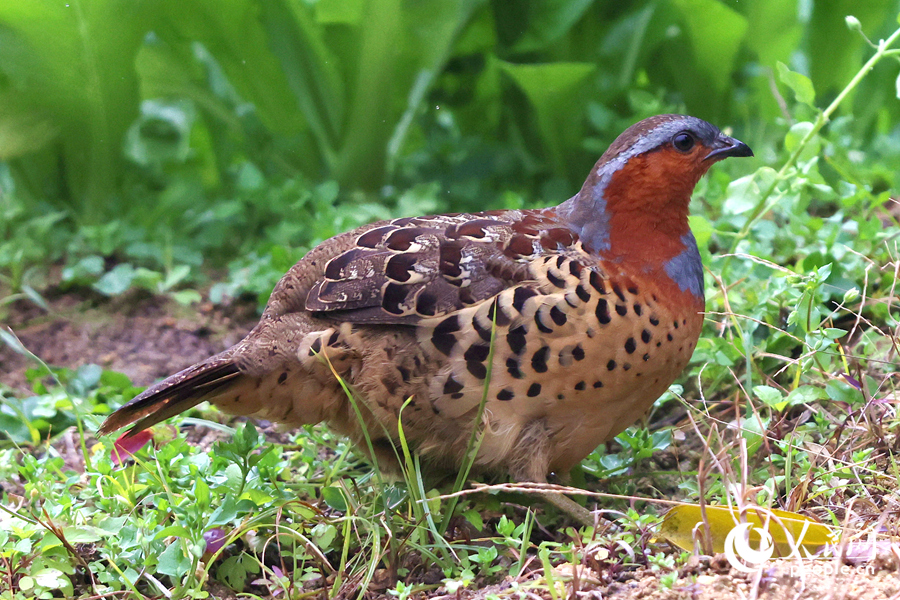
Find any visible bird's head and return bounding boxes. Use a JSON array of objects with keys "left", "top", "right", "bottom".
[{"left": 558, "top": 114, "right": 753, "bottom": 257}]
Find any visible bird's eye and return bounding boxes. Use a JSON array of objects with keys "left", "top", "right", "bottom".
[{"left": 672, "top": 132, "right": 695, "bottom": 153}]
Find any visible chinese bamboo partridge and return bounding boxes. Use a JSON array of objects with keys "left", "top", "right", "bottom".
[{"left": 100, "top": 114, "right": 752, "bottom": 499}]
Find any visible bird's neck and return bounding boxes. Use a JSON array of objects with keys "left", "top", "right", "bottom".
[{"left": 556, "top": 156, "right": 705, "bottom": 300}]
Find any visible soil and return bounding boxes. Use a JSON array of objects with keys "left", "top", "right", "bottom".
[
  {"left": 0, "top": 290, "right": 258, "bottom": 393},
  {"left": 1, "top": 291, "right": 898, "bottom": 600}
]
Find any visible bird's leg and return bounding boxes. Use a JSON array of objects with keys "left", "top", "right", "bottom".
[{"left": 510, "top": 419, "right": 596, "bottom": 528}]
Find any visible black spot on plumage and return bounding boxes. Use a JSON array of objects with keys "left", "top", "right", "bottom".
[
  {"left": 435, "top": 315, "right": 460, "bottom": 334},
  {"left": 416, "top": 292, "right": 438, "bottom": 316},
  {"left": 572, "top": 344, "right": 585, "bottom": 361},
  {"left": 531, "top": 346, "right": 550, "bottom": 373},
  {"left": 534, "top": 311, "right": 553, "bottom": 334},
  {"left": 497, "top": 388, "right": 515, "bottom": 401},
  {"left": 633, "top": 303, "right": 642, "bottom": 316},
  {"left": 443, "top": 376, "right": 464, "bottom": 395},
  {"left": 673, "top": 320, "right": 679, "bottom": 329},
  {"left": 381, "top": 376, "right": 399, "bottom": 396},
  {"left": 593, "top": 380, "right": 603, "bottom": 389},
  {"left": 589, "top": 270, "right": 605, "bottom": 294},
  {"left": 546, "top": 270, "right": 565, "bottom": 288},
  {"left": 467, "top": 361, "right": 487, "bottom": 379},
  {"left": 398, "top": 366, "right": 411, "bottom": 382},
  {"left": 309, "top": 338, "right": 322, "bottom": 355},
  {"left": 607, "top": 360, "right": 617, "bottom": 371},
  {"left": 451, "top": 392, "right": 465, "bottom": 399},
  {"left": 382, "top": 282, "right": 408, "bottom": 315},
  {"left": 575, "top": 284, "right": 591, "bottom": 303},
  {"left": 641, "top": 329, "right": 651, "bottom": 344},
  {"left": 487, "top": 300, "right": 512, "bottom": 326},
  {"left": 667, "top": 333, "right": 674, "bottom": 342},
  {"left": 595, "top": 299, "right": 611, "bottom": 324},
  {"left": 650, "top": 316, "right": 660, "bottom": 326},
  {"left": 527, "top": 383, "right": 542, "bottom": 397},
  {"left": 327, "top": 330, "right": 341, "bottom": 346},
  {"left": 627, "top": 285, "right": 638, "bottom": 295},
  {"left": 513, "top": 286, "right": 538, "bottom": 312},
  {"left": 615, "top": 304, "right": 627, "bottom": 317},
  {"left": 506, "top": 357, "right": 525, "bottom": 379},
  {"left": 557, "top": 393, "right": 565, "bottom": 400},
  {"left": 569, "top": 260, "right": 583, "bottom": 277},
  {"left": 507, "top": 326, "right": 528, "bottom": 355},
  {"left": 277, "top": 372, "right": 288, "bottom": 384},
  {"left": 385, "top": 253, "right": 417, "bottom": 282},
  {"left": 575, "top": 381, "right": 586, "bottom": 390},
  {"left": 643, "top": 353, "right": 651, "bottom": 362},
  {"left": 464, "top": 344, "right": 490, "bottom": 363},
  {"left": 623, "top": 363, "right": 631, "bottom": 371},
  {"left": 431, "top": 316, "right": 460, "bottom": 355},
  {"left": 472, "top": 318, "right": 492, "bottom": 342},
  {"left": 625, "top": 338, "right": 636, "bottom": 354},
  {"left": 612, "top": 283, "right": 626, "bottom": 302},
  {"left": 549, "top": 306, "right": 567, "bottom": 326},
  {"left": 555, "top": 255, "right": 566, "bottom": 269}
]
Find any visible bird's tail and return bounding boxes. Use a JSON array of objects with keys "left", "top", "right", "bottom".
[{"left": 98, "top": 355, "right": 242, "bottom": 437}]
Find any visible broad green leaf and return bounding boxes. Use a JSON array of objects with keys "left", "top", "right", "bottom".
[
  {"left": 753, "top": 385, "right": 785, "bottom": 409},
  {"left": 503, "top": 0, "right": 596, "bottom": 53},
  {"left": 660, "top": 504, "right": 837, "bottom": 557},
  {"left": 92, "top": 264, "right": 136, "bottom": 297},
  {"left": 0, "top": 0, "right": 149, "bottom": 222},
  {"left": 157, "top": 540, "right": 192, "bottom": 577},
  {"left": 785, "top": 385, "right": 826, "bottom": 407},
  {"left": 670, "top": 0, "right": 748, "bottom": 93},
  {"left": 498, "top": 61, "right": 595, "bottom": 176},
  {"left": 777, "top": 62, "right": 816, "bottom": 107},
  {"left": 322, "top": 486, "right": 348, "bottom": 511}
]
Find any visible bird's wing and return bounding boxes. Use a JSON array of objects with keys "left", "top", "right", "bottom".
[{"left": 303, "top": 211, "right": 581, "bottom": 324}]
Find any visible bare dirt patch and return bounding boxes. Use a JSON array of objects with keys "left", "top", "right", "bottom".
[{"left": 1, "top": 290, "right": 258, "bottom": 393}]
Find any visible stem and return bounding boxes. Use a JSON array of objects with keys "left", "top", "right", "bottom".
[{"left": 728, "top": 24, "right": 900, "bottom": 255}]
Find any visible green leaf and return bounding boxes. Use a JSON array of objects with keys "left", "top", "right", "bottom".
[
  {"left": 498, "top": 60, "right": 595, "bottom": 176},
  {"left": 776, "top": 62, "right": 816, "bottom": 107},
  {"left": 321, "top": 486, "right": 348, "bottom": 511},
  {"left": 753, "top": 385, "right": 786, "bottom": 410},
  {"left": 92, "top": 264, "right": 137, "bottom": 296},
  {"left": 784, "top": 386, "right": 826, "bottom": 406},
  {"left": 670, "top": 0, "right": 749, "bottom": 93},
  {"left": 157, "top": 541, "right": 192, "bottom": 578}
]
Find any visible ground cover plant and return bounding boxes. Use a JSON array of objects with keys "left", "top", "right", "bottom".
[{"left": 1, "top": 1, "right": 899, "bottom": 598}]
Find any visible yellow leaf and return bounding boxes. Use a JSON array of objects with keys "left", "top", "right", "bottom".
[{"left": 659, "top": 504, "right": 837, "bottom": 557}]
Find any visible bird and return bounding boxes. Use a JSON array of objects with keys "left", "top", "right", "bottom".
[{"left": 99, "top": 114, "right": 752, "bottom": 519}]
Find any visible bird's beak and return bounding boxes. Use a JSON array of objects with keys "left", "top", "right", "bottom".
[{"left": 705, "top": 134, "right": 754, "bottom": 161}]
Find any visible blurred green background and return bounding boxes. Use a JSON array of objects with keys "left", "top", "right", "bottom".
[{"left": 1, "top": 0, "right": 898, "bottom": 305}]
